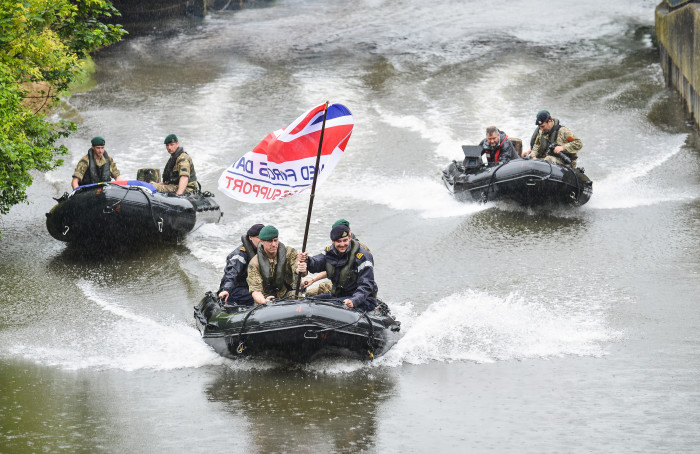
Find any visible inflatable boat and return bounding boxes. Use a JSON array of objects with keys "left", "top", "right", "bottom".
[
  {"left": 46, "top": 180, "right": 222, "bottom": 245},
  {"left": 194, "top": 292, "right": 401, "bottom": 362},
  {"left": 442, "top": 145, "right": 593, "bottom": 206}
]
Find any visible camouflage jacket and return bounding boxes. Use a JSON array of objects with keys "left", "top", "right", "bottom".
[
  {"left": 246, "top": 243, "right": 299, "bottom": 299},
  {"left": 162, "top": 147, "right": 198, "bottom": 192},
  {"left": 531, "top": 118, "right": 582, "bottom": 167},
  {"left": 72, "top": 149, "right": 120, "bottom": 184}
]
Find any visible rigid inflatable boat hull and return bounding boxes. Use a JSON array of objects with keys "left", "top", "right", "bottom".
[
  {"left": 46, "top": 182, "right": 222, "bottom": 244},
  {"left": 442, "top": 158, "right": 593, "bottom": 206},
  {"left": 194, "top": 292, "right": 401, "bottom": 362}
]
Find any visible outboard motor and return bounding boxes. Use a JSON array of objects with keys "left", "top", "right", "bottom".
[{"left": 194, "top": 291, "right": 221, "bottom": 326}]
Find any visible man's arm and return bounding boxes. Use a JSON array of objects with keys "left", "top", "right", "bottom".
[
  {"left": 71, "top": 157, "right": 88, "bottom": 188},
  {"left": 176, "top": 175, "right": 189, "bottom": 195},
  {"left": 556, "top": 127, "right": 582, "bottom": 158},
  {"left": 251, "top": 291, "right": 269, "bottom": 305},
  {"left": 348, "top": 251, "right": 377, "bottom": 309},
  {"left": 530, "top": 133, "right": 542, "bottom": 157},
  {"left": 110, "top": 159, "right": 121, "bottom": 180}
]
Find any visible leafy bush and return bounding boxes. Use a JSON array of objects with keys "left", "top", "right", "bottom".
[{"left": 0, "top": 0, "right": 126, "bottom": 226}]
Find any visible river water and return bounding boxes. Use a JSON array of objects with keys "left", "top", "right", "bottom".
[{"left": 1, "top": 0, "right": 699, "bottom": 452}]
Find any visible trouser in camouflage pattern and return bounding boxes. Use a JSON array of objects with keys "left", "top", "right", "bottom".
[{"left": 305, "top": 281, "right": 333, "bottom": 297}]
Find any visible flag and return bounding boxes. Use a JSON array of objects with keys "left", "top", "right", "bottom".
[{"left": 218, "top": 103, "right": 353, "bottom": 203}]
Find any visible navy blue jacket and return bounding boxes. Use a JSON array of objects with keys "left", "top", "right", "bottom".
[
  {"left": 219, "top": 237, "right": 256, "bottom": 295},
  {"left": 307, "top": 242, "right": 378, "bottom": 311}
]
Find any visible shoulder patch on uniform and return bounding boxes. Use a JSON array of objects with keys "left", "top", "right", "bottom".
[
  {"left": 325, "top": 246, "right": 331, "bottom": 252},
  {"left": 241, "top": 246, "right": 246, "bottom": 252},
  {"left": 356, "top": 252, "right": 364, "bottom": 260},
  {"left": 567, "top": 136, "right": 573, "bottom": 142}
]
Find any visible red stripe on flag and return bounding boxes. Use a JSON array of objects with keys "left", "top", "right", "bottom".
[{"left": 288, "top": 104, "right": 326, "bottom": 135}]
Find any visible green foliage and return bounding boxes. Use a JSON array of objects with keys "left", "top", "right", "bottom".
[{"left": 0, "top": 0, "right": 126, "bottom": 224}]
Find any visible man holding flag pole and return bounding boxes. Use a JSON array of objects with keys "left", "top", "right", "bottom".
[{"left": 296, "top": 224, "right": 379, "bottom": 311}]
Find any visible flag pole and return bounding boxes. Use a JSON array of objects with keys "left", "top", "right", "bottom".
[{"left": 295, "top": 101, "right": 330, "bottom": 297}]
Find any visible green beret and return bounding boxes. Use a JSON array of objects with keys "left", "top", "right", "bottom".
[
  {"left": 164, "top": 134, "right": 178, "bottom": 144},
  {"left": 91, "top": 136, "right": 105, "bottom": 146},
  {"left": 258, "top": 225, "right": 279, "bottom": 241},
  {"left": 332, "top": 218, "right": 350, "bottom": 229}
]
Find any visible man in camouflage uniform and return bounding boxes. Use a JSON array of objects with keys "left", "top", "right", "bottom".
[
  {"left": 152, "top": 134, "right": 198, "bottom": 194},
  {"left": 297, "top": 224, "right": 378, "bottom": 311},
  {"left": 217, "top": 223, "right": 264, "bottom": 306},
  {"left": 246, "top": 225, "right": 301, "bottom": 305},
  {"left": 71, "top": 136, "right": 121, "bottom": 189},
  {"left": 522, "top": 110, "right": 583, "bottom": 168},
  {"left": 301, "top": 218, "right": 371, "bottom": 296}
]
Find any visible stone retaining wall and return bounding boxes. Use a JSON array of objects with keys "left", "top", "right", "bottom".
[{"left": 655, "top": 2, "right": 700, "bottom": 127}]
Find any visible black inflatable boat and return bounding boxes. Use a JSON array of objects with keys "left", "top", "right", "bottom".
[
  {"left": 194, "top": 292, "right": 401, "bottom": 362},
  {"left": 46, "top": 180, "right": 222, "bottom": 245},
  {"left": 442, "top": 145, "right": 593, "bottom": 206}
]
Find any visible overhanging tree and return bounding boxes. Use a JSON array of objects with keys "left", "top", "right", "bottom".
[{"left": 0, "top": 0, "right": 126, "bottom": 230}]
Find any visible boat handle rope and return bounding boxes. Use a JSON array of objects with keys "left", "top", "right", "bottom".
[
  {"left": 103, "top": 184, "right": 133, "bottom": 214},
  {"left": 567, "top": 166, "right": 582, "bottom": 205},
  {"left": 235, "top": 302, "right": 267, "bottom": 354},
  {"left": 305, "top": 309, "right": 376, "bottom": 359},
  {"left": 361, "top": 310, "right": 376, "bottom": 359},
  {"left": 482, "top": 163, "right": 504, "bottom": 203},
  {"left": 546, "top": 159, "right": 585, "bottom": 205},
  {"left": 305, "top": 314, "right": 363, "bottom": 338},
  {"left": 132, "top": 185, "right": 166, "bottom": 234},
  {"left": 521, "top": 159, "right": 554, "bottom": 189},
  {"left": 544, "top": 159, "right": 554, "bottom": 180}
]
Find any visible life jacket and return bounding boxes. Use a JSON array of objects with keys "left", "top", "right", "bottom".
[
  {"left": 538, "top": 121, "right": 562, "bottom": 155},
  {"left": 530, "top": 127, "right": 539, "bottom": 149},
  {"left": 162, "top": 147, "right": 197, "bottom": 185},
  {"left": 240, "top": 235, "right": 257, "bottom": 262},
  {"left": 81, "top": 149, "right": 112, "bottom": 185},
  {"left": 257, "top": 242, "right": 291, "bottom": 295},
  {"left": 493, "top": 134, "right": 508, "bottom": 162},
  {"left": 325, "top": 240, "right": 377, "bottom": 298}
]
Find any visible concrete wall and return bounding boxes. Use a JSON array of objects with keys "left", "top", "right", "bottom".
[{"left": 655, "top": 2, "right": 700, "bottom": 127}]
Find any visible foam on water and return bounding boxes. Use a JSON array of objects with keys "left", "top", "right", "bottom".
[
  {"left": 339, "top": 174, "right": 489, "bottom": 218},
  {"left": 6, "top": 280, "right": 226, "bottom": 371},
  {"left": 377, "top": 289, "right": 622, "bottom": 368},
  {"left": 587, "top": 133, "right": 696, "bottom": 210},
  {"left": 376, "top": 107, "right": 462, "bottom": 160},
  {"left": 300, "top": 287, "right": 621, "bottom": 374}
]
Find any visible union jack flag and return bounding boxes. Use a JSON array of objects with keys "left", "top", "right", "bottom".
[{"left": 218, "top": 103, "right": 353, "bottom": 203}]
